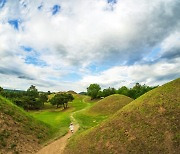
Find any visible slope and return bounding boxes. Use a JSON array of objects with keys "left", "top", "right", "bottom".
[
  {"left": 74, "top": 94, "right": 133, "bottom": 131},
  {"left": 64, "top": 78, "right": 180, "bottom": 154},
  {"left": 88, "top": 94, "right": 133, "bottom": 115},
  {"left": 0, "top": 96, "right": 51, "bottom": 154}
]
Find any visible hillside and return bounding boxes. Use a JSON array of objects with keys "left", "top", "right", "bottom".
[
  {"left": 88, "top": 94, "right": 133, "bottom": 115},
  {"left": 64, "top": 78, "right": 180, "bottom": 154},
  {"left": 67, "top": 90, "right": 77, "bottom": 94},
  {"left": 0, "top": 96, "right": 51, "bottom": 154}
]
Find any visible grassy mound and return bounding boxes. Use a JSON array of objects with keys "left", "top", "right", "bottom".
[
  {"left": 0, "top": 96, "right": 51, "bottom": 154},
  {"left": 67, "top": 90, "right": 77, "bottom": 94},
  {"left": 65, "top": 78, "right": 180, "bottom": 154},
  {"left": 88, "top": 94, "right": 133, "bottom": 115}
]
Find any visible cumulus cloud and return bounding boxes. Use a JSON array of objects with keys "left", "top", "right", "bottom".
[
  {"left": 0, "top": 0, "right": 179, "bottom": 92},
  {"left": 79, "top": 58, "right": 180, "bottom": 90}
]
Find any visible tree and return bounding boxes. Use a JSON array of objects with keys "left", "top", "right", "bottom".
[
  {"left": 127, "top": 83, "right": 157, "bottom": 99},
  {"left": 50, "top": 93, "right": 74, "bottom": 109},
  {"left": 39, "top": 93, "right": 48, "bottom": 105},
  {"left": 87, "top": 84, "right": 101, "bottom": 99},
  {"left": 27, "top": 85, "right": 39, "bottom": 98},
  {"left": 0, "top": 86, "right": 3, "bottom": 93},
  {"left": 26, "top": 85, "right": 43, "bottom": 109},
  {"left": 117, "top": 86, "right": 129, "bottom": 96},
  {"left": 102, "top": 87, "right": 116, "bottom": 97}
]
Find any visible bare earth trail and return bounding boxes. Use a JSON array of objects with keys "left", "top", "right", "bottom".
[{"left": 36, "top": 98, "right": 89, "bottom": 154}]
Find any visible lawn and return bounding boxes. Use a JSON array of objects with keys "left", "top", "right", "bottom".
[
  {"left": 30, "top": 94, "right": 90, "bottom": 140},
  {"left": 73, "top": 98, "right": 108, "bottom": 132}
]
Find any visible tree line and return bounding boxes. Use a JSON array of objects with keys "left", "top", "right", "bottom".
[
  {"left": 87, "top": 83, "right": 157, "bottom": 100},
  {"left": 0, "top": 85, "right": 74, "bottom": 110}
]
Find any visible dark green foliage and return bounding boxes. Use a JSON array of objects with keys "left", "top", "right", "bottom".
[
  {"left": 39, "top": 93, "right": 48, "bottom": 105},
  {"left": 116, "top": 84, "right": 157, "bottom": 99},
  {"left": 0, "top": 85, "right": 49, "bottom": 110},
  {"left": 117, "top": 86, "right": 129, "bottom": 96},
  {"left": 126, "top": 83, "right": 157, "bottom": 99},
  {"left": 87, "top": 83, "right": 157, "bottom": 100},
  {"left": 87, "top": 84, "right": 101, "bottom": 99},
  {"left": 50, "top": 93, "right": 74, "bottom": 109},
  {"left": 79, "top": 92, "right": 87, "bottom": 95},
  {"left": 101, "top": 87, "right": 116, "bottom": 97},
  {"left": 27, "top": 85, "right": 39, "bottom": 98},
  {"left": 0, "top": 87, "right": 3, "bottom": 93}
]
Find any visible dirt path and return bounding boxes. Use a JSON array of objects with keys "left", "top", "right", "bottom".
[{"left": 36, "top": 98, "right": 88, "bottom": 154}]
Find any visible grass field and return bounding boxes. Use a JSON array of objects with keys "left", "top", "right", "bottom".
[{"left": 30, "top": 94, "right": 92, "bottom": 139}]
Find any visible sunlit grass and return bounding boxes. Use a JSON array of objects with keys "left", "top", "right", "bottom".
[{"left": 29, "top": 94, "right": 90, "bottom": 139}]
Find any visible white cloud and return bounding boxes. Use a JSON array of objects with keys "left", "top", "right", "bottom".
[
  {"left": 0, "top": 0, "right": 179, "bottom": 92},
  {"left": 79, "top": 58, "right": 180, "bottom": 90}
]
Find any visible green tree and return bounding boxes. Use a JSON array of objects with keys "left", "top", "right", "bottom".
[
  {"left": 0, "top": 86, "right": 3, "bottom": 94},
  {"left": 26, "top": 85, "right": 43, "bottom": 109},
  {"left": 27, "top": 85, "right": 39, "bottom": 98},
  {"left": 102, "top": 87, "right": 116, "bottom": 97},
  {"left": 39, "top": 93, "right": 48, "bottom": 105},
  {"left": 50, "top": 93, "right": 74, "bottom": 109},
  {"left": 117, "top": 86, "right": 129, "bottom": 96},
  {"left": 87, "top": 84, "right": 101, "bottom": 99},
  {"left": 128, "top": 83, "right": 157, "bottom": 99}
]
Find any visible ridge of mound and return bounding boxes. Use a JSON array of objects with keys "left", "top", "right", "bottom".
[
  {"left": 0, "top": 96, "right": 51, "bottom": 154},
  {"left": 67, "top": 90, "right": 77, "bottom": 94},
  {"left": 88, "top": 94, "right": 133, "bottom": 115},
  {"left": 65, "top": 78, "right": 180, "bottom": 154}
]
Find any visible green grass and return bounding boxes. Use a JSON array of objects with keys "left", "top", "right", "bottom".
[
  {"left": 30, "top": 109, "right": 71, "bottom": 138},
  {"left": 74, "top": 94, "right": 133, "bottom": 132},
  {"left": 74, "top": 99, "right": 107, "bottom": 131},
  {"left": 88, "top": 94, "right": 133, "bottom": 115},
  {"left": 29, "top": 94, "right": 91, "bottom": 139},
  {"left": 64, "top": 78, "right": 180, "bottom": 154}
]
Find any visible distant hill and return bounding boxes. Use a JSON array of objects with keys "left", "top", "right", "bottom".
[
  {"left": 0, "top": 96, "right": 51, "bottom": 154},
  {"left": 67, "top": 90, "right": 77, "bottom": 94},
  {"left": 88, "top": 94, "right": 133, "bottom": 115},
  {"left": 65, "top": 78, "right": 180, "bottom": 154},
  {"left": 4, "top": 89, "right": 25, "bottom": 92},
  {"left": 79, "top": 92, "right": 87, "bottom": 95}
]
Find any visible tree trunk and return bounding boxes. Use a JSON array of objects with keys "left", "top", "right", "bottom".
[
  {"left": 63, "top": 103, "right": 65, "bottom": 109},
  {"left": 66, "top": 102, "right": 68, "bottom": 108}
]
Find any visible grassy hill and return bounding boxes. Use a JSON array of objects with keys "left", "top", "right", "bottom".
[
  {"left": 88, "top": 94, "right": 133, "bottom": 115},
  {"left": 65, "top": 78, "right": 180, "bottom": 154},
  {"left": 73, "top": 94, "right": 133, "bottom": 131},
  {"left": 0, "top": 96, "right": 52, "bottom": 154}
]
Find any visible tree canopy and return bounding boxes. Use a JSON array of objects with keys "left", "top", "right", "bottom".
[
  {"left": 50, "top": 93, "right": 74, "bottom": 109},
  {"left": 87, "top": 83, "right": 157, "bottom": 99},
  {"left": 87, "top": 84, "right": 101, "bottom": 99},
  {"left": 0, "top": 85, "right": 49, "bottom": 110}
]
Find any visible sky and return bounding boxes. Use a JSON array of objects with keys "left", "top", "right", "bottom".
[{"left": 0, "top": 0, "right": 180, "bottom": 92}]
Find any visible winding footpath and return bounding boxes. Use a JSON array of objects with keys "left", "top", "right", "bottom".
[{"left": 36, "top": 98, "right": 89, "bottom": 154}]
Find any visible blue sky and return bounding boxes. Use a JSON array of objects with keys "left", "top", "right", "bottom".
[
  {"left": 0, "top": 0, "right": 179, "bottom": 92},
  {"left": 8, "top": 19, "right": 19, "bottom": 30}
]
